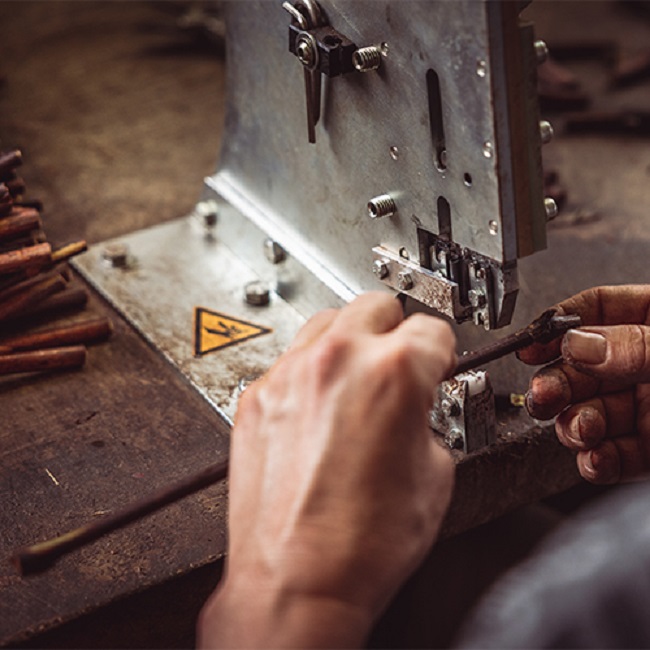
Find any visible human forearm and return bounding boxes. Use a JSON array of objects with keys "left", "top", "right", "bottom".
[{"left": 198, "top": 573, "right": 372, "bottom": 649}]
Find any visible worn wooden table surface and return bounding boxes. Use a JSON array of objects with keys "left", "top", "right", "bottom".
[{"left": 1, "top": 1, "right": 650, "bottom": 647}]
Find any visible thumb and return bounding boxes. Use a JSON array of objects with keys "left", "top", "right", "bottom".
[{"left": 562, "top": 325, "right": 650, "bottom": 382}]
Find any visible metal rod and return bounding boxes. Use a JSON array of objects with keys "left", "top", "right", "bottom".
[
  {"left": 13, "top": 458, "right": 229, "bottom": 576},
  {"left": 453, "top": 310, "right": 581, "bottom": 376}
]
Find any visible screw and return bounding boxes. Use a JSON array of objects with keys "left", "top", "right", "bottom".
[
  {"left": 102, "top": 243, "right": 129, "bottom": 268},
  {"left": 264, "top": 239, "right": 286, "bottom": 264},
  {"left": 353, "top": 46, "right": 382, "bottom": 72},
  {"left": 468, "top": 289, "right": 486, "bottom": 308},
  {"left": 441, "top": 398, "right": 460, "bottom": 418},
  {"left": 367, "top": 194, "right": 396, "bottom": 219},
  {"left": 194, "top": 199, "right": 219, "bottom": 227},
  {"left": 534, "top": 40, "right": 549, "bottom": 64},
  {"left": 539, "top": 120, "right": 554, "bottom": 144},
  {"left": 296, "top": 33, "right": 318, "bottom": 69},
  {"left": 244, "top": 280, "right": 271, "bottom": 306},
  {"left": 397, "top": 271, "right": 414, "bottom": 291},
  {"left": 544, "top": 197, "right": 559, "bottom": 221},
  {"left": 372, "top": 259, "right": 389, "bottom": 279}
]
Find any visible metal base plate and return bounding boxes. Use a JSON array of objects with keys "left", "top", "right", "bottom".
[{"left": 74, "top": 215, "right": 306, "bottom": 425}]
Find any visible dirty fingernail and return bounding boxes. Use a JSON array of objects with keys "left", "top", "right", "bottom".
[
  {"left": 526, "top": 369, "right": 570, "bottom": 419},
  {"left": 567, "top": 413, "right": 583, "bottom": 446},
  {"left": 582, "top": 450, "right": 597, "bottom": 479},
  {"left": 563, "top": 330, "right": 607, "bottom": 365}
]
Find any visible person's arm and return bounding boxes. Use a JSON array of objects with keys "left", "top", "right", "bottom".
[
  {"left": 519, "top": 284, "right": 650, "bottom": 484},
  {"left": 197, "top": 293, "right": 457, "bottom": 648}
]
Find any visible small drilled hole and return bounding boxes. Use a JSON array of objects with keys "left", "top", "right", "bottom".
[
  {"left": 463, "top": 173, "right": 472, "bottom": 187},
  {"left": 323, "top": 35, "right": 341, "bottom": 47}
]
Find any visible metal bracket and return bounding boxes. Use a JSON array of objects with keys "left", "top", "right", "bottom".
[
  {"left": 430, "top": 370, "right": 496, "bottom": 454},
  {"left": 372, "top": 245, "right": 470, "bottom": 322}
]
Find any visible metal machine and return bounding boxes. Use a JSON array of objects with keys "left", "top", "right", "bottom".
[{"left": 75, "top": 0, "right": 555, "bottom": 453}]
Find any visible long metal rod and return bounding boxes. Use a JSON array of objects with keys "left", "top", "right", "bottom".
[
  {"left": 454, "top": 310, "right": 581, "bottom": 376},
  {"left": 12, "top": 458, "right": 229, "bottom": 576}
]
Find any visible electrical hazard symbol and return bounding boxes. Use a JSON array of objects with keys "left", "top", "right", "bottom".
[{"left": 193, "top": 307, "right": 272, "bottom": 357}]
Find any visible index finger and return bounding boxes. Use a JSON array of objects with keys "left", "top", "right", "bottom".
[{"left": 518, "top": 285, "right": 650, "bottom": 366}]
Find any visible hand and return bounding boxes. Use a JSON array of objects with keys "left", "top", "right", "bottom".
[
  {"left": 198, "top": 293, "right": 456, "bottom": 648},
  {"left": 519, "top": 285, "right": 650, "bottom": 485}
]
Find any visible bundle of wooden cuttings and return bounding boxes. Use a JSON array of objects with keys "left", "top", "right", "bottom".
[{"left": 0, "top": 149, "right": 112, "bottom": 377}]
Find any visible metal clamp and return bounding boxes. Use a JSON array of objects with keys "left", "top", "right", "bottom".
[{"left": 429, "top": 370, "right": 496, "bottom": 453}]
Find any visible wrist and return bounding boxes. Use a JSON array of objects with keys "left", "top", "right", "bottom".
[{"left": 199, "top": 569, "right": 373, "bottom": 649}]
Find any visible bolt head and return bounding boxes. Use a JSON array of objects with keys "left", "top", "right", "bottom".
[
  {"left": 475, "top": 267, "right": 486, "bottom": 280},
  {"left": 534, "top": 40, "right": 549, "bottom": 64},
  {"left": 468, "top": 289, "right": 486, "bottom": 308},
  {"left": 194, "top": 199, "right": 219, "bottom": 227},
  {"left": 244, "top": 280, "right": 271, "bottom": 306},
  {"left": 296, "top": 35, "right": 316, "bottom": 68},
  {"left": 264, "top": 239, "right": 286, "bottom": 264},
  {"left": 544, "top": 197, "right": 559, "bottom": 221},
  {"left": 446, "top": 429, "right": 465, "bottom": 451},
  {"left": 397, "top": 271, "right": 414, "bottom": 291},
  {"left": 372, "top": 259, "right": 389, "bottom": 280},
  {"left": 539, "top": 120, "right": 554, "bottom": 144},
  {"left": 441, "top": 398, "right": 460, "bottom": 418},
  {"left": 102, "top": 243, "right": 129, "bottom": 268}
]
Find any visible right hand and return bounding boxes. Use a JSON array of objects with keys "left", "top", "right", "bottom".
[
  {"left": 519, "top": 285, "right": 650, "bottom": 485},
  {"left": 198, "top": 293, "right": 457, "bottom": 648}
]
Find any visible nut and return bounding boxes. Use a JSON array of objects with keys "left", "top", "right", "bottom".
[
  {"left": 372, "top": 259, "right": 389, "bottom": 279},
  {"left": 397, "top": 271, "right": 414, "bottom": 291},
  {"left": 102, "top": 243, "right": 129, "bottom": 268},
  {"left": 264, "top": 239, "right": 286, "bottom": 264},
  {"left": 244, "top": 280, "right": 271, "bottom": 306}
]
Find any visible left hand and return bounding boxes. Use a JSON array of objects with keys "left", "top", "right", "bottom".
[{"left": 519, "top": 285, "right": 650, "bottom": 485}]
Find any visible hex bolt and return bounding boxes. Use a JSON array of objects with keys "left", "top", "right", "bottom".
[
  {"left": 367, "top": 194, "right": 396, "bottom": 219},
  {"left": 534, "top": 40, "right": 549, "bottom": 64},
  {"left": 372, "top": 259, "right": 389, "bottom": 280},
  {"left": 353, "top": 46, "right": 383, "bottom": 72},
  {"left": 244, "top": 280, "right": 271, "bottom": 307},
  {"left": 397, "top": 271, "right": 414, "bottom": 291},
  {"left": 544, "top": 197, "right": 559, "bottom": 221},
  {"left": 102, "top": 243, "right": 129, "bottom": 268},
  {"left": 441, "top": 398, "right": 460, "bottom": 418},
  {"left": 468, "top": 289, "right": 487, "bottom": 308},
  {"left": 264, "top": 238, "right": 286, "bottom": 264},
  {"left": 539, "top": 120, "right": 554, "bottom": 144}
]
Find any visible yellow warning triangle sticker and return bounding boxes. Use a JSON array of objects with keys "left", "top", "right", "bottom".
[{"left": 194, "top": 307, "right": 272, "bottom": 357}]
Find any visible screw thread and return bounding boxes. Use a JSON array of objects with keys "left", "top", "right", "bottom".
[
  {"left": 353, "top": 47, "right": 382, "bottom": 72},
  {"left": 368, "top": 195, "right": 396, "bottom": 219}
]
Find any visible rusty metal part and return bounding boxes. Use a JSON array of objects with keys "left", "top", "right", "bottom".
[
  {"left": 13, "top": 457, "right": 229, "bottom": 575},
  {"left": 453, "top": 309, "right": 581, "bottom": 376}
]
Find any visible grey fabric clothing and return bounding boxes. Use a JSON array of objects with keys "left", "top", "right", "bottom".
[{"left": 456, "top": 482, "right": 650, "bottom": 649}]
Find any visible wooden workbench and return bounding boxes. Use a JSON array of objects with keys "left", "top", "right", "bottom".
[{"left": 2, "top": 1, "right": 650, "bottom": 647}]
